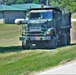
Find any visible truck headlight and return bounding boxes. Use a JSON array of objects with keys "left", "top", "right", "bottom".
[
  {"left": 46, "top": 29, "right": 51, "bottom": 35},
  {"left": 20, "top": 30, "right": 26, "bottom": 34},
  {"left": 22, "top": 30, "right": 26, "bottom": 33},
  {"left": 46, "top": 31, "right": 51, "bottom": 35}
]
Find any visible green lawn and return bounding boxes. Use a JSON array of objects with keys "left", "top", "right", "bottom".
[
  {"left": 71, "top": 19, "right": 76, "bottom": 25},
  {"left": 0, "top": 24, "right": 21, "bottom": 46},
  {"left": 0, "top": 24, "right": 76, "bottom": 75},
  {"left": 72, "top": 13, "right": 76, "bottom": 19},
  {"left": 71, "top": 13, "right": 76, "bottom": 25}
]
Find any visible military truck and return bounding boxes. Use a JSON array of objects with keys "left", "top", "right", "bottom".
[{"left": 19, "top": 7, "right": 71, "bottom": 49}]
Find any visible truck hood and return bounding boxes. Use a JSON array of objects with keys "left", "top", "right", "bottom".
[{"left": 28, "top": 19, "right": 52, "bottom": 24}]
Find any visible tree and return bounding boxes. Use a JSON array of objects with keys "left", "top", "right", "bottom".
[{"left": 49, "top": 0, "right": 76, "bottom": 12}]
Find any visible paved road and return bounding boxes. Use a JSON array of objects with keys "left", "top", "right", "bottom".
[{"left": 36, "top": 61, "right": 76, "bottom": 75}]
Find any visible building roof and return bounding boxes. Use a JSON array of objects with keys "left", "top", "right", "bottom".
[
  {"left": 0, "top": 3, "right": 49, "bottom": 11},
  {"left": 0, "top": 4, "right": 25, "bottom": 11},
  {"left": 11, "top": 3, "right": 49, "bottom": 10}
]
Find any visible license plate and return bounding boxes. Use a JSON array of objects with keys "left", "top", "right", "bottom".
[
  {"left": 35, "top": 37, "right": 40, "bottom": 40},
  {"left": 29, "top": 37, "right": 40, "bottom": 40}
]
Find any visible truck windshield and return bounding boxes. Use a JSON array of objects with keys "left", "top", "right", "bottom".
[{"left": 30, "top": 11, "right": 52, "bottom": 19}]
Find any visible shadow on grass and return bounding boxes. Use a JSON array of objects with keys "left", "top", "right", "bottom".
[
  {"left": 30, "top": 43, "right": 76, "bottom": 50},
  {"left": 57, "top": 43, "right": 76, "bottom": 49},
  {"left": 0, "top": 43, "right": 76, "bottom": 53},
  {"left": 70, "top": 43, "right": 76, "bottom": 46},
  {"left": 0, "top": 46, "right": 22, "bottom": 53}
]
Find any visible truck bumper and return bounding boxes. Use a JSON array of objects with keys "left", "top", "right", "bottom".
[{"left": 19, "top": 36, "right": 51, "bottom": 41}]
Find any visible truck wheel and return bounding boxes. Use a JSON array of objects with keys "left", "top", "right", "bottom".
[
  {"left": 48, "top": 36, "right": 57, "bottom": 49},
  {"left": 22, "top": 41, "right": 30, "bottom": 49},
  {"left": 61, "top": 33, "right": 67, "bottom": 46},
  {"left": 67, "top": 33, "right": 70, "bottom": 45}
]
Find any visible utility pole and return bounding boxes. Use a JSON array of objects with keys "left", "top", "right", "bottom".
[
  {"left": 46, "top": 0, "right": 49, "bottom": 6},
  {"left": 39, "top": 0, "right": 49, "bottom": 6},
  {"left": 4, "top": 0, "right": 7, "bottom": 5}
]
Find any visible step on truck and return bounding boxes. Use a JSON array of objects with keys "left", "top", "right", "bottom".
[{"left": 19, "top": 7, "right": 71, "bottom": 49}]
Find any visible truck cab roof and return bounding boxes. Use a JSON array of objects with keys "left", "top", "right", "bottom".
[
  {"left": 29, "top": 7, "right": 61, "bottom": 12},
  {"left": 30, "top": 10, "right": 53, "bottom": 13}
]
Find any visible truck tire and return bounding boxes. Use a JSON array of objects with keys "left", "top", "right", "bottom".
[
  {"left": 22, "top": 41, "right": 30, "bottom": 49},
  {"left": 61, "top": 33, "right": 67, "bottom": 46},
  {"left": 48, "top": 36, "right": 57, "bottom": 49},
  {"left": 67, "top": 33, "right": 70, "bottom": 45}
]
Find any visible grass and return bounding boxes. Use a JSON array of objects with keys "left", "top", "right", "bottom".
[
  {"left": 72, "top": 22, "right": 76, "bottom": 25},
  {"left": 71, "top": 13, "right": 76, "bottom": 25},
  {"left": 72, "top": 13, "right": 76, "bottom": 19},
  {"left": 0, "top": 24, "right": 21, "bottom": 46},
  {"left": 0, "top": 24, "right": 76, "bottom": 75}
]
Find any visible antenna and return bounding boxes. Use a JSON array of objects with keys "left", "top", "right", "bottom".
[{"left": 4, "top": 0, "right": 7, "bottom": 5}]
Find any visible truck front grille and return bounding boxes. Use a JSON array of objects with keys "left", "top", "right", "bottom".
[{"left": 29, "top": 24, "right": 41, "bottom": 31}]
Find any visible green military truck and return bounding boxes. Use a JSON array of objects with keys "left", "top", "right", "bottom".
[{"left": 20, "top": 7, "right": 71, "bottom": 49}]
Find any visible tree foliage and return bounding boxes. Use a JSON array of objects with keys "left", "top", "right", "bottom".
[{"left": 50, "top": 0, "right": 76, "bottom": 12}]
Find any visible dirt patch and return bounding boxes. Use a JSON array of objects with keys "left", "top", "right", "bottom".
[
  {"left": 60, "top": 59, "right": 72, "bottom": 64},
  {"left": 71, "top": 24, "right": 76, "bottom": 43}
]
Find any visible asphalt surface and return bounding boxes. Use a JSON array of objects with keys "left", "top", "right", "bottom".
[{"left": 36, "top": 61, "right": 76, "bottom": 75}]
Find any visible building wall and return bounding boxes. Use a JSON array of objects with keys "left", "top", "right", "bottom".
[
  {"left": 0, "top": 0, "right": 3, "bottom": 4},
  {"left": 4, "top": 11, "right": 25, "bottom": 24},
  {"left": 0, "top": 11, "right": 3, "bottom": 18},
  {"left": 0, "top": 11, "right": 4, "bottom": 23}
]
